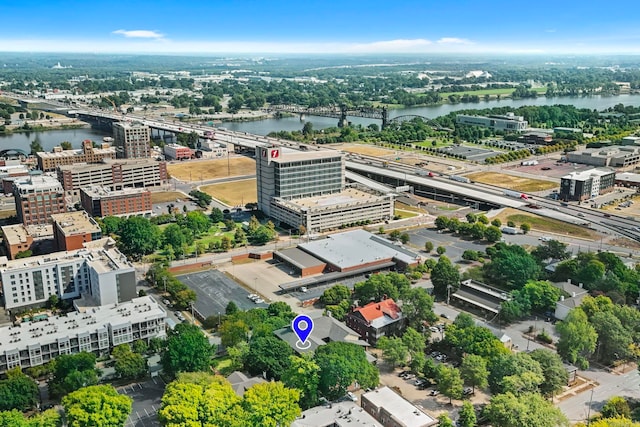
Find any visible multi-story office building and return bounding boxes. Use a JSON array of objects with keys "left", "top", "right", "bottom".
[
  {"left": 456, "top": 112, "right": 528, "bottom": 131},
  {"left": 257, "top": 147, "right": 393, "bottom": 233},
  {"left": 13, "top": 175, "right": 67, "bottom": 226},
  {"left": 80, "top": 186, "right": 152, "bottom": 218},
  {"left": 567, "top": 146, "right": 640, "bottom": 168},
  {"left": 0, "top": 295, "right": 166, "bottom": 373},
  {"left": 0, "top": 224, "right": 33, "bottom": 260},
  {"left": 51, "top": 211, "right": 103, "bottom": 251},
  {"left": 0, "top": 238, "right": 136, "bottom": 311},
  {"left": 57, "top": 159, "right": 168, "bottom": 195},
  {"left": 113, "top": 121, "right": 151, "bottom": 159},
  {"left": 36, "top": 140, "right": 116, "bottom": 172},
  {"left": 560, "top": 168, "right": 616, "bottom": 201}
]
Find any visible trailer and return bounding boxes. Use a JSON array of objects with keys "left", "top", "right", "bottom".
[
  {"left": 501, "top": 226, "right": 520, "bottom": 235},
  {"left": 521, "top": 160, "right": 539, "bottom": 166},
  {"left": 415, "top": 170, "right": 435, "bottom": 177},
  {"left": 504, "top": 190, "right": 529, "bottom": 200},
  {"left": 449, "top": 175, "right": 471, "bottom": 184}
]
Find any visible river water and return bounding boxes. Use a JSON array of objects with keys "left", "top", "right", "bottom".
[{"left": 3, "top": 94, "right": 640, "bottom": 150}]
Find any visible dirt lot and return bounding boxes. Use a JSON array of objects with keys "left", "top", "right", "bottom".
[
  {"left": 167, "top": 157, "right": 256, "bottom": 181},
  {"left": 150, "top": 191, "right": 187, "bottom": 204},
  {"left": 465, "top": 172, "right": 557, "bottom": 192},
  {"left": 494, "top": 208, "right": 600, "bottom": 240},
  {"left": 200, "top": 179, "right": 257, "bottom": 207},
  {"left": 602, "top": 194, "right": 640, "bottom": 218}
]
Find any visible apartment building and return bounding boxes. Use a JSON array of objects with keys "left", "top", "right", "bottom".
[
  {"left": 51, "top": 211, "right": 103, "bottom": 251},
  {"left": 113, "top": 122, "right": 151, "bottom": 159},
  {"left": 0, "top": 238, "right": 136, "bottom": 311},
  {"left": 13, "top": 175, "right": 67, "bottom": 226},
  {"left": 37, "top": 140, "right": 116, "bottom": 172},
  {"left": 0, "top": 295, "right": 166, "bottom": 373},
  {"left": 80, "top": 186, "right": 152, "bottom": 217},
  {"left": 57, "top": 159, "right": 168, "bottom": 195},
  {"left": 0, "top": 224, "right": 33, "bottom": 260}
]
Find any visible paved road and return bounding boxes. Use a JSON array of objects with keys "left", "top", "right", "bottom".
[{"left": 119, "top": 377, "right": 165, "bottom": 427}]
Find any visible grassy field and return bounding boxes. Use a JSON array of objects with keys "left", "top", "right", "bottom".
[
  {"left": 167, "top": 157, "right": 256, "bottom": 181},
  {"left": 200, "top": 179, "right": 257, "bottom": 206},
  {"left": 394, "top": 202, "right": 421, "bottom": 218},
  {"left": 494, "top": 208, "right": 598, "bottom": 239},
  {"left": 151, "top": 191, "right": 187, "bottom": 204},
  {"left": 332, "top": 143, "right": 395, "bottom": 157},
  {"left": 465, "top": 172, "right": 557, "bottom": 192}
]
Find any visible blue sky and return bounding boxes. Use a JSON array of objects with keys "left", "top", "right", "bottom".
[{"left": 1, "top": 0, "right": 639, "bottom": 54}]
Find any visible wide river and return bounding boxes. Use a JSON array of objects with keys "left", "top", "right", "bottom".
[{"left": 3, "top": 93, "right": 640, "bottom": 151}]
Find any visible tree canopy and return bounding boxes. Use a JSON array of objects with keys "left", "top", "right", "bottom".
[
  {"left": 62, "top": 385, "right": 132, "bottom": 427},
  {"left": 161, "top": 323, "right": 214, "bottom": 377},
  {"left": 484, "top": 392, "right": 569, "bottom": 427},
  {"left": 315, "top": 342, "right": 379, "bottom": 400}
]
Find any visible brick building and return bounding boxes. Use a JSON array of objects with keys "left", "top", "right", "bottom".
[
  {"left": 345, "top": 299, "right": 404, "bottom": 345},
  {"left": 164, "top": 143, "right": 193, "bottom": 161},
  {"left": 37, "top": 140, "right": 116, "bottom": 172},
  {"left": 51, "top": 211, "right": 103, "bottom": 251},
  {"left": 13, "top": 176, "right": 67, "bottom": 226},
  {"left": 1, "top": 225, "right": 33, "bottom": 259},
  {"left": 80, "top": 186, "right": 152, "bottom": 217},
  {"left": 113, "top": 122, "right": 151, "bottom": 159}
]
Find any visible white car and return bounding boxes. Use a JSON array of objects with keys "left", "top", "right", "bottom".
[
  {"left": 247, "top": 294, "right": 258, "bottom": 300},
  {"left": 539, "top": 236, "right": 550, "bottom": 242},
  {"left": 346, "top": 392, "right": 357, "bottom": 402},
  {"left": 254, "top": 298, "right": 265, "bottom": 304}
]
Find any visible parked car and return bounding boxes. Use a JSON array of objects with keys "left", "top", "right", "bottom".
[
  {"left": 463, "top": 387, "right": 474, "bottom": 395},
  {"left": 430, "top": 390, "right": 440, "bottom": 396},
  {"left": 162, "top": 299, "right": 171, "bottom": 305},
  {"left": 346, "top": 392, "right": 358, "bottom": 402},
  {"left": 440, "top": 313, "right": 449, "bottom": 319},
  {"left": 247, "top": 294, "right": 258, "bottom": 300},
  {"left": 254, "top": 298, "right": 265, "bottom": 304},
  {"left": 398, "top": 370, "right": 411, "bottom": 377},
  {"left": 414, "top": 379, "right": 426, "bottom": 386}
]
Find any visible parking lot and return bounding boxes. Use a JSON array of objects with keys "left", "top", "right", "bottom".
[
  {"left": 505, "top": 157, "right": 594, "bottom": 179},
  {"left": 441, "top": 145, "right": 498, "bottom": 162},
  {"left": 176, "top": 270, "right": 268, "bottom": 320},
  {"left": 119, "top": 377, "right": 166, "bottom": 427}
]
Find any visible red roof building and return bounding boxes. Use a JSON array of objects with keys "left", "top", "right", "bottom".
[{"left": 345, "top": 298, "right": 405, "bottom": 345}]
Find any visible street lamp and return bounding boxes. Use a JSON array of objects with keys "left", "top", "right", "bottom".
[{"left": 163, "top": 276, "right": 167, "bottom": 294}]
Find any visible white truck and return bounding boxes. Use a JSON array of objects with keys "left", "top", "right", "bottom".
[
  {"left": 504, "top": 190, "right": 529, "bottom": 200},
  {"left": 449, "top": 175, "right": 471, "bottom": 184},
  {"left": 521, "top": 160, "right": 539, "bottom": 166},
  {"left": 501, "top": 226, "right": 520, "bottom": 235}
]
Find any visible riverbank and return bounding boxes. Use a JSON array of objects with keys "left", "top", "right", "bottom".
[{"left": 0, "top": 122, "right": 89, "bottom": 135}]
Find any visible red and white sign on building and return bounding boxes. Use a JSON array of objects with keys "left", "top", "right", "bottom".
[{"left": 266, "top": 147, "right": 281, "bottom": 164}]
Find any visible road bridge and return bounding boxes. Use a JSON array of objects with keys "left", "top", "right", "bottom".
[
  {"left": 0, "top": 148, "right": 29, "bottom": 158},
  {"left": 268, "top": 104, "right": 389, "bottom": 128}
]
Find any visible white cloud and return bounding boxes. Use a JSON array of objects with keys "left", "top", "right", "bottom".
[
  {"left": 112, "top": 29, "right": 164, "bottom": 39},
  {"left": 437, "top": 37, "right": 473, "bottom": 45}
]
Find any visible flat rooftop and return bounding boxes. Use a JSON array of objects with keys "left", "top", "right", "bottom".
[
  {"left": 562, "top": 168, "right": 615, "bottom": 181},
  {"left": 38, "top": 147, "right": 115, "bottom": 159},
  {"left": 616, "top": 172, "right": 640, "bottom": 182},
  {"left": 362, "top": 386, "right": 437, "bottom": 427},
  {"left": 271, "top": 149, "right": 343, "bottom": 164},
  {"left": 292, "top": 188, "right": 383, "bottom": 209},
  {"left": 81, "top": 186, "right": 150, "bottom": 199},
  {"left": 298, "top": 229, "right": 420, "bottom": 270},
  {"left": 0, "top": 224, "right": 31, "bottom": 246},
  {"left": 0, "top": 296, "right": 165, "bottom": 354},
  {"left": 57, "top": 158, "right": 162, "bottom": 172},
  {"left": 292, "top": 401, "right": 383, "bottom": 427},
  {"left": 51, "top": 211, "right": 101, "bottom": 236},
  {"left": 274, "top": 247, "right": 326, "bottom": 270},
  {"left": 14, "top": 175, "right": 63, "bottom": 193}
]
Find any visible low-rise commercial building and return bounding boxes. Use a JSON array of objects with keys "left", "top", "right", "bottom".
[
  {"left": 0, "top": 295, "right": 166, "bottom": 373},
  {"left": 51, "top": 211, "right": 102, "bottom": 251},
  {"left": 0, "top": 238, "right": 136, "bottom": 311},
  {"left": 292, "top": 401, "right": 383, "bottom": 427},
  {"left": 518, "top": 131, "right": 553, "bottom": 145},
  {"left": 456, "top": 112, "right": 528, "bottom": 132},
  {"left": 163, "top": 143, "right": 193, "bottom": 161},
  {"left": 37, "top": 140, "right": 116, "bottom": 172},
  {"left": 567, "top": 146, "right": 640, "bottom": 168},
  {"left": 1, "top": 224, "right": 33, "bottom": 260},
  {"left": 615, "top": 172, "right": 640, "bottom": 187},
  {"left": 559, "top": 168, "right": 616, "bottom": 201},
  {"left": 57, "top": 159, "right": 168, "bottom": 195},
  {"left": 80, "top": 186, "right": 152, "bottom": 217},
  {"left": 13, "top": 175, "right": 67, "bottom": 226},
  {"left": 361, "top": 387, "right": 437, "bottom": 427}
]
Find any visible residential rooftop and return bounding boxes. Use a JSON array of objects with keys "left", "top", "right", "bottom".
[
  {"left": 292, "top": 401, "right": 383, "bottom": 427},
  {"left": 362, "top": 386, "right": 437, "bottom": 427},
  {"left": 0, "top": 224, "right": 31, "bottom": 246},
  {"left": 14, "top": 175, "right": 63, "bottom": 194},
  {"left": 37, "top": 146, "right": 115, "bottom": 159}
]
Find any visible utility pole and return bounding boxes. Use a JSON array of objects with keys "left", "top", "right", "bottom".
[
  {"left": 586, "top": 387, "right": 594, "bottom": 426},
  {"left": 163, "top": 276, "right": 167, "bottom": 294}
]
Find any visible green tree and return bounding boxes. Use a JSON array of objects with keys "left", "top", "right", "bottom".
[
  {"left": 435, "top": 216, "right": 450, "bottom": 230},
  {"left": 444, "top": 324, "right": 509, "bottom": 361},
  {"left": 62, "top": 385, "right": 132, "bottom": 427},
  {"left": 117, "top": 217, "right": 161, "bottom": 260},
  {"left": 245, "top": 336, "right": 293, "bottom": 380},
  {"left": 556, "top": 308, "right": 597, "bottom": 368},
  {"left": 0, "top": 369, "right": 39, "bottom": 412},
  {"left": 591, "top": 310, "right": 632, "bottom": 363},
  {"left": 462, "top": 250, "right": 479, "bottom": 262},
  {"left": 484, "top": 225, "right": 503, "bottom": 243},
  {"left": 484, "top": 392, "right": 569, "bottom": 427},
  {"left": 161, "top": 323, "right": 214, "bottom": 377},
  {"left": 424, "top": 241, "right": 434, "bottom": 253},
  {"left": 242, "top": 381, "right": 301, "bottom": 427},
  {"left": 0, "top": 409, "right": 60, "bottom": 426},
  {"left": 60, "top": 141, "right": 73, "bottom": 150},
  {"left": 184, "top": 210, "right": 212, "bottom": 235},
  {"left": 29, "top": 137, "right": 43, "bottom": 155},
  {"left": 454, "top": 312, "right": 475, "bottom": 329},
  {"left": 531, "top": 240, "right": 571, "bottom": 262},
  {"left": 320, "top": 285, "right": 351, "bottom": 305},
  {"left": 483, "top": 244, "right": 540, "bottom": 288},
  {"left": 458, "top": 401, "right": 477, "bottom": 427},
  {"left": 491, "top": 218, "right": 502, "bottom": 227},
  {"left": 488, "top": 352, "right": 544, "bottom": 395},
  {"left": 400, "top": 232, "right": 410, "bottom": 244},
  {"left": 436, "top": 364, "right": 464, "bottom": 404},
  {"left": 438, "top": 413, "right": 455, "bottom": 427},
  {"left": 520, "top": 223, "right": 531, "bottom": 234},
  {"left": 302, "top": 121, "right": 314, "bottom": 136},
  {"left": 400, "top": 287, "right": 437, "bottom": 329},
  {"left": 460, "top": 354, "right": 488, "bottom": 393},
  {"left": 354, "top": 272, "right": 409, "bottom": 303},
  {"left": 281, "top": 354, "right": 320, "bottom": 410},
  {"left": 436, "top": 245, "right": 447, "bottom": 255},
  {"left": 210, "top": 207, "right": 224, "bottom": 223},
  {"left": 377, "top": 336, "right": 408, "bottom": 367},
  {"left": 315, "top": 342, "right": 379, "bottom": 400},
  {"left": 601, "top": 396, "right": 631, "bottom": 419},
  {"left": 162, "top": 224, "right": 190, "bottom": 257},
  {"left": 113, "top": 345, "right": 148, "bottom": 380},
  {"left": 226, "top": 301, "right": 239, "bottom": 315},
  {"left": 251, "top": 225, "right": 276, "bottom": 244},
  {"left": 529, "top": 349, "right": 569, "bottom": 397},
  {"left": 431, "top": 256, "right": 460, "bottom": 299},
  {"left": 402, "top": 327, "right": 426, "bottom": 360},
  {"left": 49, "top": 352, "right": 99, "bottom": 398}
]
